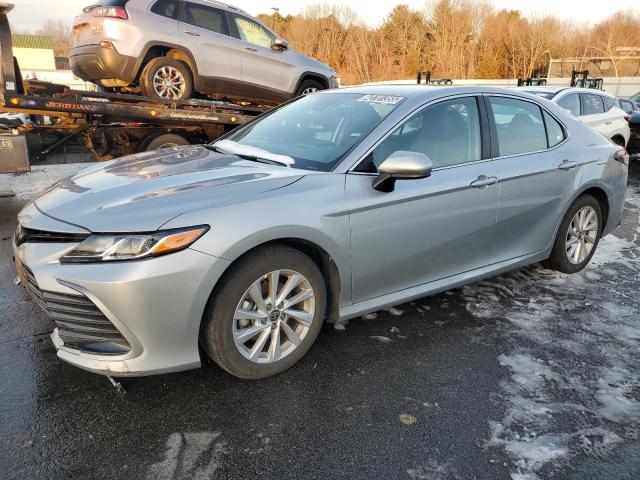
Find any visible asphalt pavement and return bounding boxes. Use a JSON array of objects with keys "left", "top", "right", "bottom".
[{"left": 1, "top": 163, "right": 639, "bottom": 480}]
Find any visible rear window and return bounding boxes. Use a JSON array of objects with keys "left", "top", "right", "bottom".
[
  {"left": 581, "top": 93, "right": 605, "bottom": 115},
  {"left": 151, "top": 0, "right": 179, "bottom": 19},
  {"left": 184, "top": 2, "right": 229, "bottom": 36}
]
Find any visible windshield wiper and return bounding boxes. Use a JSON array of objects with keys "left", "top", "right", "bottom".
[{"left": 209, "top": 139, "right": 295, "bottom": 167}]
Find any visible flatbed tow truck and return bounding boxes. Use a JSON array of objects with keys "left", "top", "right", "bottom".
[{"left": 0, "top": 2, "right": 269, "bottom": 174}]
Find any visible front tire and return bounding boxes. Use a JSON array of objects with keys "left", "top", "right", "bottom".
[
  {"left": 294, "top": 79, "right": 324, "bottom": 98},
  {"left": 543, "top": 194, "right": 603, "bottom": 274},
  {"left": 202, "top": 245, "right": 327, "bottom": 379}
]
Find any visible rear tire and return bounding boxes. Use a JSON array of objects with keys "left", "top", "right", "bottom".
[
  {"left": 140, "top": 57, "right": 193, "bottom": 101},
  {"left": 543, "top": 194, "right": 603, "bottom": 274},
  {"left": 201, "top": 245, "right": 326, "bottom": 379},
  {"left": 294, "top": 79, "right": 324, "bottom": 98}
]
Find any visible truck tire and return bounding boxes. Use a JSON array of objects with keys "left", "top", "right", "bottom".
[
  {"left": 138, "top": 133, "right": 190, "bottom": 152},
  {"left": 140, "top": 57, "right": 193, "bottom": 101},
  {"left": 294, "top": 79, "right": 325, "bottom": 98}
]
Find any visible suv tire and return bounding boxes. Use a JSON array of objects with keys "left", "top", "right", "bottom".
[
  {"left": 140, "top": 57, "right": 193, "bottom": 101},
  {"left": 295, "top": 79, "right": 325, "bottom": 97},
  {"left": 201, "top": 245, "right": 327, "bottom": 379}
]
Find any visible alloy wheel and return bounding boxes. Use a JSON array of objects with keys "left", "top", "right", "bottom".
[
  {"left": 301, "top": 87, "right": 319, "bottom": 95},
  {"left": 232, "top": 270, "right": 316, "bottom": 364},
  {"left": 565, "top": 206, "right": 599, "bottom": 265},
  {"left": 152, "top": 66, "right": 186, "bottom": 100}
]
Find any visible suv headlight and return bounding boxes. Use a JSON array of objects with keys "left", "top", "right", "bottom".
[{"left": 59, "top": 226, "right": 209, "bottom": 263}]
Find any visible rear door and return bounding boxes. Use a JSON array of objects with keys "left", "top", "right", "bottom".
[
  {"left": 148, "top": 0, "right": 181, "bottom": 40},
  {"left": 487, "top": 95, "right": 582, "bottom": 260},
  {"left": 178, "top": 1, "right": 242, "bottom": 87},
  {"left": 228, "top": 13, "right": 297, "bottom": 97}
]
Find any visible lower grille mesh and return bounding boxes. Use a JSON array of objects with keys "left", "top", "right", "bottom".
[{"left": 15, "top": 260, "right": 131, "bottom": 355}]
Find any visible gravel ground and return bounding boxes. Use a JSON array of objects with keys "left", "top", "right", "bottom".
[{"left": 0, "top": 162, "right": 639, "bottom": 480}]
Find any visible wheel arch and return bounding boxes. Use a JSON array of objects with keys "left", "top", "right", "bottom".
[
  {"left": 205, "top": 237, "right": 345, "bottom": 326},
  {"left": 548, "top": 183, "right": 612, "bottom": 253},
  {"left": 611, "top": 134, "right": 627, "bottom": 148},
  {"left": 294, "top": 72, "right": 330, "bottom": 94},
  {"left": 133, "top": 42, "right": 199, "bottom": 84}
]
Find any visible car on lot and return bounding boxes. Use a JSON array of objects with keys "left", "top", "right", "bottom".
[
  {"left": 14, "top": 86, "right": 628, "bottom": 379},
  {"left": 626, "top": 111, "right": 640, "bottom": 157},
  {"left": 618, "top": 98, "right": 639, "bottom": 114},
  {"left": 519, "top": 86, "right": 630, "bottom": 147},
  {"left": 70, "top": 0, "right": 338, "bottom": 103}
]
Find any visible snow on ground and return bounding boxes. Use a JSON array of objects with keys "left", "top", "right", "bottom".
[
  {"left": 461, "top": 183, "right": 640, "bottom": 479},
  {"left": 0, "top": 163, "right": 89, "bottom": 200}
]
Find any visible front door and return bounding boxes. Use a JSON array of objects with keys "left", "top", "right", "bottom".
[
  {"left": 228, "top": 13, "right": 297, "bottom": 99},
  {"left": 347, "top": 96, "right": 500, "bottom": 303}
]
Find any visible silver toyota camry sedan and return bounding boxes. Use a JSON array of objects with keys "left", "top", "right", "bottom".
[{"left": 13, "top": 86, "right": 628, "bottom": 379}]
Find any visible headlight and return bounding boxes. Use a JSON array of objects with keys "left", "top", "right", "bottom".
[{"left": 59, "top": 226, "right": 209, "bottom": 263}]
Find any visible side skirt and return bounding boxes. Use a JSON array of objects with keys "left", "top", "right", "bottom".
[{"left": 339, "top": 250, "right": 550, "bottom": 322}]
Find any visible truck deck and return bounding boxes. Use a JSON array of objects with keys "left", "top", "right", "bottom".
[{"left": 0, "top": 2, "right": 270, "bottom": 173}]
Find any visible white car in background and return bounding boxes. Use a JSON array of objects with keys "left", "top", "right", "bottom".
[{"left": 520, "top": 87, "right": 630, "bottom": 147}]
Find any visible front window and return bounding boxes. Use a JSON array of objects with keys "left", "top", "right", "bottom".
[
  {"left": 362, "top": 97, "right": 482, "bottom": 172},
  {"left": 222, "top": 93, "right": 404, "bottom": 171},
  {"left": 233, "top": 15, "right": 275, "bottom": 49}
]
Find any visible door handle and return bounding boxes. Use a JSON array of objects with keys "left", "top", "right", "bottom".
[
  {"left": 558, "top": 159, "right": 578, "bottom": 171},
  {"left": 470, "top": 175, "right": 498, "bottom": 189},
  {"left": 244, "top": 46, "right": 258, "bottom": 52},
  {"left": 184, "top": 31, "right": 200, "bottom": 37}
]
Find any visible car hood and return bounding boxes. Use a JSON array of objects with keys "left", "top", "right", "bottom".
[{"left": 34, "top": 146, "right": 305, "bottom": 232}]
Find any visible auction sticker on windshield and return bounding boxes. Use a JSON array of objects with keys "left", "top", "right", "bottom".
[{"left": 358, "top": 95, "right": 405, "bottom": 105}]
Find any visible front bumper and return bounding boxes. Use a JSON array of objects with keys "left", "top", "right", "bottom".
[
  {"left": 14, "top": 237, "right": 230, "bottom": 377},
  {"left": 70, "top": 44, "right": 138, "bottom": 85}
]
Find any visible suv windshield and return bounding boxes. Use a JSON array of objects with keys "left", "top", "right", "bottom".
[{"left": 221, "top": 93, "right": 404, "bottom": 171}]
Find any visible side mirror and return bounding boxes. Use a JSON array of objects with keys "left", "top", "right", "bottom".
[
  {"left": 272, "top": 39, "right": 289, "bottom": 51},
  {"left": 372, "top": 151, "right": 433, "bottom": 192}
]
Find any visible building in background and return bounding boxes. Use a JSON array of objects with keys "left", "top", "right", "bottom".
[
  {"left": 549, "top": 47, "right": 640, "bottom": 78},
  {"left": 11, "top": 33, "right": 56, "bottom": 71}
]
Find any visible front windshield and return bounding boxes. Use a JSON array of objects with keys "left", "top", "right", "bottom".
[{"left": 222, "top": 93, "right": 404, "bottom": 171}]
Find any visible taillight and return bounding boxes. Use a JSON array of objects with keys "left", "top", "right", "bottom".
[
  {"left": 613, "top": 149, "right": 629, "bottom": 166},
  {"left": 99, "top": 40, "right": 113, "bottom": 49},
  {"left": 625, "top": 115, "right": 631, "bottom": 122},
  {"left": 92, "top": 6, "right": 128, "bottom": 19}
]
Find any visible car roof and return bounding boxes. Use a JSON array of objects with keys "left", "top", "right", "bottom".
[
  {"left": 518, "top": 86, "right": 615, "bottom": 98},
  {"left": 322, "top": 84, "right": 550, "bottom": 102},
  {"left": 189, "top": 0, "right": 249, "bottom": 16}
]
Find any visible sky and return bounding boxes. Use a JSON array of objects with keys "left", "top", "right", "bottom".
[{"left": 7, "top": 0, "right": 640, "bottom": 32}]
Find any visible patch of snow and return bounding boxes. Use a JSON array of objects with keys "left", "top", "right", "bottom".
[{"left": 0, "top": 163, "right": 90, "bottom": 199}]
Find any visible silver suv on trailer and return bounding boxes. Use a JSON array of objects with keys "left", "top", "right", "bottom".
[{"left": 70, "top": 0, "right": 338, "bottom": 102}]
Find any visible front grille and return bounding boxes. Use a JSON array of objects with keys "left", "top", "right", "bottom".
[
  {"left": 15, "top": 225, "right": 90, "bottom": 247},
  {"left": 15, "top": 260, "right": 131, "bottom": 355}
]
